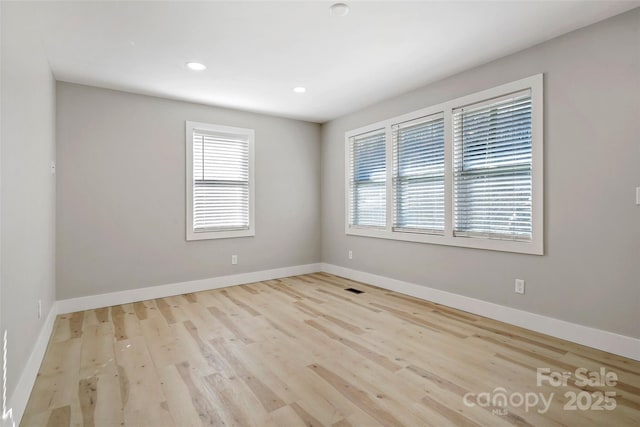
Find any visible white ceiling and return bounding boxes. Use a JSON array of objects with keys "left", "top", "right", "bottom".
[{"left": 23, "top": 1, "right": 639, "bottom": 123}]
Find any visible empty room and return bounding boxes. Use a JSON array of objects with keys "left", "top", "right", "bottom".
[{"left": 1, "top": 1, "right": 639, "bottom": 426}]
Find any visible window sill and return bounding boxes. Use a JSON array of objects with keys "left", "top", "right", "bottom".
[
  {"left": 345, "top": 226, "right": 542, "bottom": 255},
  {"left": 187, "top": 227, "right": 255, "bottom": 241}
]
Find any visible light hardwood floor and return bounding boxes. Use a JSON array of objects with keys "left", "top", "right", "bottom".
[{"left": 22, "top": 273, "right": 640, "bottom": 426}]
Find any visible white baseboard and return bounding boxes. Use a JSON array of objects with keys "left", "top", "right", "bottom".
[
  {"left": 321, "top": 263, "right": 640, "bottom": 361},
  {"left": 56, "top": 263, "right": 322, "bottom": 314},
  {"left": 7, "top": 306, "right": 57, "bottom": 426}
]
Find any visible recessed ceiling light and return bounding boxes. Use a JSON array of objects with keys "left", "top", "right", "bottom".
[
  {"left": 293, "top": 86, "right": 307, "bottom": 94},
  {"left": 186, "top": 62, "right": 206, "bottom": 71},
  {"left": 329, "top": 3, "right": 349, "bottom": 17}
]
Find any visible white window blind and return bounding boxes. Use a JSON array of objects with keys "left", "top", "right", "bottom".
[
  {"left": 453, "top": 90, "right": 533, "bottom": 241},
  {"left": 349, "top": 129, "right": 386, "bottom": 228},
  {"left": 192, "top": 128, "right": 250, "bottom": 234},
  {"left": 392, "top": 113, "right": 445, "bottom": 234}
]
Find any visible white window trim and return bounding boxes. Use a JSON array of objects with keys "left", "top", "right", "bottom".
[
  {"left": 345, "top": 74, "right": 543, "bottom": 255},
  {"left": 186, "top": 121, "right": 255, "bottom": 241}
]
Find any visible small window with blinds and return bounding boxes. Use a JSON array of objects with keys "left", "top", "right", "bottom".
[
  {"left": 392, "top": 113, "right": 445, "bottom": 234},
  {"left": 186, "top": 121, "right": 255, "bottom": 240},
  {"left": 345, "top": 74, "right": 542, "bottom": 254},
  {"left": 348, "top": 128, "right": 387, "bottom": 228},
  {"left": 453, "top": 90, "right": 532, "bottom": 241}
]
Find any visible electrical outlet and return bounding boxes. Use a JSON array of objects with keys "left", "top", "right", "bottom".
[
  {"left": 38, "top": 300, "right": 42, "bottom": 319},
  {"left": 348, "top": 250, "right": 353, "bottom": 260},
  {"left": 515, "top": 279, "right": 525, "bottom": 295},
  {"left": 231, "top": 255, "right": 238, "bottom": 265}
]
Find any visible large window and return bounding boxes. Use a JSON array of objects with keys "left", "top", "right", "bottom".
[
  {"left": 345, "top": 75, "right": 543, "bottom": 254},
  {"left": 186, "top": 121, "right": 255, "bottom": 240}
]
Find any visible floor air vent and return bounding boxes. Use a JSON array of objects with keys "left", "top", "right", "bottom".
[{"left": 345, "top": 288, "right": 364, "bottom": 294}]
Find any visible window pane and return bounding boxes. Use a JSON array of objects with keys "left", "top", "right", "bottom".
[
  {"left": 194, "top": 182, "right": 249, "bottom": 230},
  {"left": 393, "top": 114, "right": 444, "bottom": 234},
  {"left": 453, "top": 91, "right": 532, "bottom": 240},
  {"left": 193, "top": 131, "right": 250, "bottom": 232},
  {"left": 350, "top": 129, "right": 386, "bottom": 227},
  {"left": 193, "top": 134, "right": 249, "bottom": 182}
]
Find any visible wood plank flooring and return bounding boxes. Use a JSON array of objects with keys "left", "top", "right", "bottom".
[{"left": 22, "top": 273, "right": 640, "bottom": 426}]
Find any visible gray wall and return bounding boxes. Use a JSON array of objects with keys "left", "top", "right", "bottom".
[
  {"left": 57, "top": 83, "right": 321, "bottom": 299},
  {"left": 1, "top": 2, "right": 57, "bottom": 399},
  {"left": 321, "top": 9, "right": 640, "bottom": 338}
]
